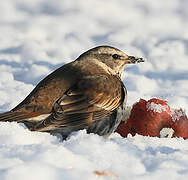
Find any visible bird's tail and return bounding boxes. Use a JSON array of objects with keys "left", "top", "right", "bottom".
[{"left": 0, "top": 111, "right": 38, "bottom": 122}]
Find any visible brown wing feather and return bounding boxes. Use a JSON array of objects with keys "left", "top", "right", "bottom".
[
  {"left": 0, "top": 111, "right": 40, "bottom": 122},
  {"left": 32, "top": 74, "right": 123, "bottom": 132}
]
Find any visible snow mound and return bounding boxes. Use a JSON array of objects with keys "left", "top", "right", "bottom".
[{"left": 0, "top": 122, "right": 188, "bottom": 180}]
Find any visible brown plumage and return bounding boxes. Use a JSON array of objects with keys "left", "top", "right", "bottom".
[{"left": 0, "top": 46, "right": 144, "bottom": 139}]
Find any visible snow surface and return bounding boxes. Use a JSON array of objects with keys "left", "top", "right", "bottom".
[
  {"left": 1, "top": 122, "right": 188, "bottom": 180},
  {"left": 0, "top": 0, "right": 188, "bottom": 179}
]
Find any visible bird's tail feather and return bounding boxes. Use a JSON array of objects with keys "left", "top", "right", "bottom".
[{"left": 0, "top": 111, "right": 38, "bottom": 122}]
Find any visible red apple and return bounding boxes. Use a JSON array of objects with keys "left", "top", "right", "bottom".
[
  {"left": 116, "top": 98, "right": 188, "bottom": 139},
  {"left": 170, "top": 109, "right": 188, "bottom": 139}
]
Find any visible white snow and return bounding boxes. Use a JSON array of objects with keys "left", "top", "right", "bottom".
[
  {"left": 146, "top": 102, "right": 169, "bottom": 113},
  {"left": 0, "top": 0, "right": 188, "bottom": 179},
  {"left": 171, "top": 109, "right": 186, "bottom": 122},
  {"left": 160, "top": 127, "right": 175, "bottom": 138},
  {"left": 1, "top": 122, "right": 188, "bottom": 180}
]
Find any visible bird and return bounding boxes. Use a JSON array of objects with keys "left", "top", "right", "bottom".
[{"left": 0, "top": 45, "right": 144, "bottom": 139}]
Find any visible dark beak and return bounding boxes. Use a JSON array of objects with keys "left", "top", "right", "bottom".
[{"left": 127, "top": 56, "right": 145, "bottom": 64}]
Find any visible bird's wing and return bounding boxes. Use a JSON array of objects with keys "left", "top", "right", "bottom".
[{"left": 32, "top": 74, "right": 125, "bottom": 132}]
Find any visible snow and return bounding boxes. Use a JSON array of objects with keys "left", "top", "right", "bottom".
[
  {"left": 0, "top": 0, "right": 188, "bottom": 179},
  {"left": 171, "top": 109, "right": 186, "bottom": 122},
  {"left": 1, "top": 122, "right": 188, "bottom": 180},
  {"left": 146, "top": 102, "right": 169, "bottom": 113},
  {"left": 160, "top": 127, "right": 175, "bottom": 138}
]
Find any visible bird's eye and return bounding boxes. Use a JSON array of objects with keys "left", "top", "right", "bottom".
[{"left": 112, "top": 54, "right": 120, "bottom": 59}]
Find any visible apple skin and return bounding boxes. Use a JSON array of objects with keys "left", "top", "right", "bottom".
[
  {"left": 170, "top": 109, "right": 188, "bottom": 139},
  {"left": 116, "top": 98, "right": 188, "bottom": 139}
]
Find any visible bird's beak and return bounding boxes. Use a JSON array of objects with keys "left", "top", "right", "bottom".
[{"left": 126, "top": 56, "right": 145, "bottom": 64}]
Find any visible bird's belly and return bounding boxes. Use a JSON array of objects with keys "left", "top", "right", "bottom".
[
  {"left": 87, "top": 107, "right": 125, "bottom": 137},
  {"left": 47, "top": 106, "right": 125, "bottom": 140}
]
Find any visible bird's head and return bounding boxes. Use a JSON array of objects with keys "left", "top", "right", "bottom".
[{"left": 77, "top": 45, "right": 145, "bottom": 76}]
